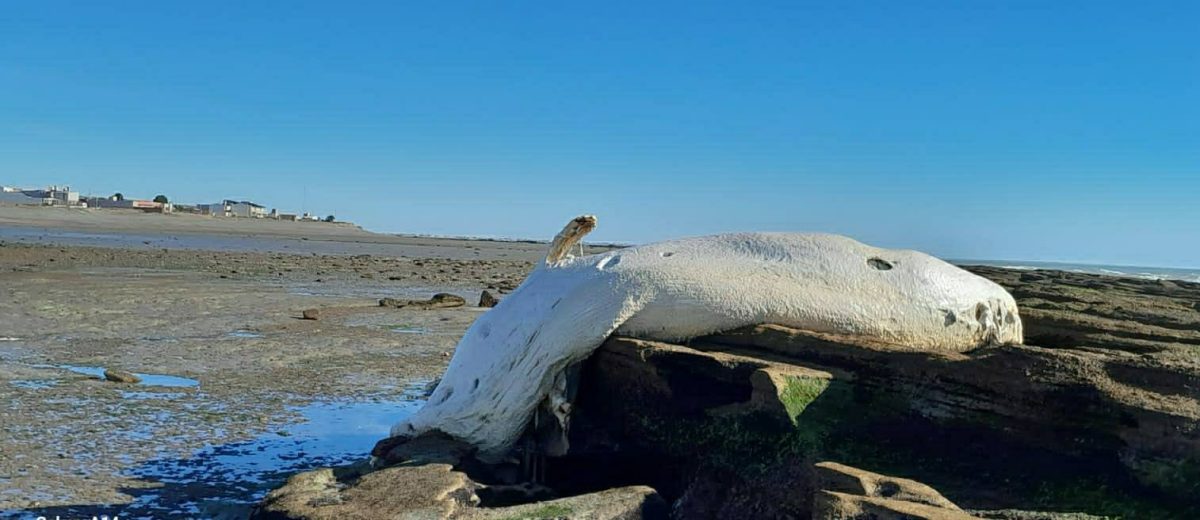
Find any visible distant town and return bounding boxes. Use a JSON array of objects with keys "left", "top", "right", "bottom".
[{"left": 0, "top": 184, "right": 339, "bottom": 223}]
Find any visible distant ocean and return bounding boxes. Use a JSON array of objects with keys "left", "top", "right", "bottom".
[{"left": 954, "top": 259, "right": 1200, "bottom": 284}]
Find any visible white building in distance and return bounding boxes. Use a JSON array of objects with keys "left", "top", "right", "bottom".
[
  {"left": 0, "top": 185, "right": 81, "bottom": 206},
  {"left": 201, "top": 200, "right": 268, "bottom": 218}
]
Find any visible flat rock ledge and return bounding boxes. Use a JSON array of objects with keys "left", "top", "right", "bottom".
[
  {"left": 251, "top": 461, "right": 666, "bottom": 520},
  {"left": 255, "top": 268, "right": 1199, "bottom": 519}
]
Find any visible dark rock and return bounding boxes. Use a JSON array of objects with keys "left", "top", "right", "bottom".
[
  {"left": 705, "top": 326, "right": 1198, "bottom": 510},
  {"left": 301, "top": 308, "right": 321, "bottom": 320},
  {"left": 481, "top": 486, "right": 666, "bottom": 520},
  {"left": 413, "top": 378, "right": 441, "bottom": 398},
  {"left": 476, "top": 482, "right": 558, "bottom": 506},
  {"left": 372, "top": 431, "right": 473, "bottom": 467},
  {"left": 379, "top": 293, "right": 466, "bottom": 310},
  {"left": 478, "top": 290, "right": 499, "bottom": 308},
  {"left": 103, "top": 369, "right": 141, "bottom": 384},
  {"left": 564, "top": 318, "right": 1199, "bottom": 518}
]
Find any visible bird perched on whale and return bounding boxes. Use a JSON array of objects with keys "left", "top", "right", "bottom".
[{"left": 392, "top": 215, "right": 1023, "bottom": 459}]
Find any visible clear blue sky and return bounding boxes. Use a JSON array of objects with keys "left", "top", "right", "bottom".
[{"left": 2, "top": 2, "right": 1196, "bottom": 267}]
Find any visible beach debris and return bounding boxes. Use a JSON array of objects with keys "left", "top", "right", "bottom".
[
  {"left": 379, "top": 293, "right": 466, "bottom": 310},
  {"left": 371, "top": 430, "right": 472, "bottom": 467},
  {"left": 103, "top": 369, "right": 142, "bottom": 384},
  {"left": 478, "top": 290, "right": 499, "bottom": 308},
  {"left": 302, "top": 308, "right": 321, "bottom": 320},
  {"left": 392, "top": 215, "right": 1024, "bottom": 459}
]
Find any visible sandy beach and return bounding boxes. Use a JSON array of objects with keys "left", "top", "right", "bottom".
[
  {"left": 0, "top": 206, "right": 576, "bottom": 261},
  {"left": 0, "top": 207, "right": 565, "bottom": 517}
]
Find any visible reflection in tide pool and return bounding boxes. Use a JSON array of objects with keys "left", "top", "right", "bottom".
[{"left": 118, "top": 393, "right": 424, "bottom": 519}]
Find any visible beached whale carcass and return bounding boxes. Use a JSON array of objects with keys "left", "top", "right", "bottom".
[{"left": 392, "top": 216, "right": 1023, "bottom": 458}]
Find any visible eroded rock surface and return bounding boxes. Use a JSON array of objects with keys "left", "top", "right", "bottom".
[
  {"left": 554, "top": 267, "right": 1199, "bottom": 518},
  {"left": 253, "top": 463, "right": 479, "bottom": 520},
  {"left": 251, "top": 460, "right": 667, "bottom": 520},
  {"left": 814, "top": 491, "right": 977, "bottom": 520},
  {"left": 259, "top": 267, "right": 1199, "bottom": 519},
  {"left": 964, "top": 265, "right": 1200, "bottom": 353},
  {"left": 814, "top": 462, "right": 962, "bottom": 511}
]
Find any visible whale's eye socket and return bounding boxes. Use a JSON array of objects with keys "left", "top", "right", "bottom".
[
  {"left": 867, "top": 257, "right": 893, "bottom": 270},
  {"left": 660, "top": 251, "right": 675, "bottom": 258}
]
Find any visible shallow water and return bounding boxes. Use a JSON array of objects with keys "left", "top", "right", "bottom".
[
  {"left": 0, "top": 389, "right": 425, "bottom": 520},
  {"left": 119, "top": 395, "right": 424, "bottom": 518},
  {"left": 54, "top": 365, "right": 201, "bottom": 388},
  {"left": 957, "top": 259, "right": 1200, "bottom": 283},
  {"left": 8, "top": 379, "right": 59, "bottom": 390}
]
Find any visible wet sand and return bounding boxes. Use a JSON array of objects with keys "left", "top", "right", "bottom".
[
  {"left": 0, "top": 211, "right": 571, "bottom": 518},
  {"left": 0, "top": 205, "right": 572, "bottom": 261}
]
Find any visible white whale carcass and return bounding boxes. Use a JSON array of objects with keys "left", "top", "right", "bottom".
[{"left": 392, "top": 216, "right": 1022, "bottom": 458}]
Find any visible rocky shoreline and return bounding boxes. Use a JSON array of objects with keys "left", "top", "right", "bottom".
[{"left": 256, "top": 266, "right": 1200, "bottom": 519}]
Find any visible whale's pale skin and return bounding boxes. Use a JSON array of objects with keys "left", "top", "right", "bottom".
[{"left": 393, "top": 216, "right": 1023, "bottom": 458}]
